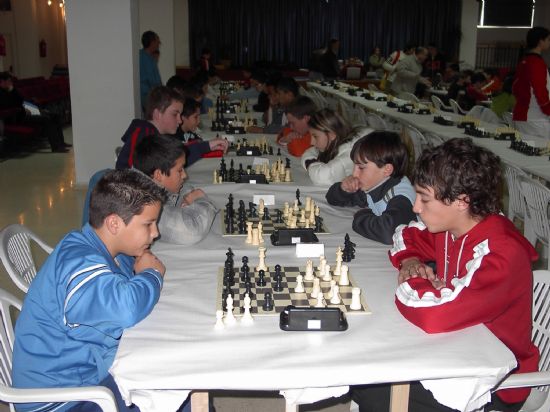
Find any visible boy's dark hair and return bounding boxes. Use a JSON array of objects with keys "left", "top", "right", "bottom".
[
  {"left": 350, "top": 131, "right": 408, "bottom": 179},
  {"left": 141, "top": 31, "right": 158, "bottom": 49},
  {"left": 166, "top": 75, "right": 186, "bottom": 92},
  {"left": 182, "top": 82, "right": 205, "bottom": 100},
  {"left": 413, "top": 138, "right": 502, "bottom": 218},
  {"left": 89, "top": 169, "right": 167, "bottom": 228},
  {"left": 404, "top": 43, "right": 417, "bottom": 53},
  {"left": 285, "top": 96, "right": 317, "bottom": 119},
  {"left": 133, "top": 135, "right": 186, "bottom": 178},
  {"left": 276, "top": 77, "right": 299, "bottom": 97},
  {"left": 182, "top": 98, "right": 201, "bottom": 118},
  {"left": 470, "top": 72, "right": 486, "bottom": 84},
  {"left": 526, "top": 26, "right": 550, "bottom": 49},
  {"left": 144, "top": 86, "right": 183, "bottom": 120}
]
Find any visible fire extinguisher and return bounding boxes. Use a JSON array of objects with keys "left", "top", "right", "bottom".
[
  {"left": 0, "top": 35, "right": 6, "bottom": 57},
  {"left": 39, "top": 39, "right": 47, "bottom": 58}
]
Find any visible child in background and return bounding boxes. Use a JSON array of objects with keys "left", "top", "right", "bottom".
[
  {"left": 276, "top": 95, "right": 317, "bottom": 157},
  {"left": 133, "top": 134, "right": 217, "bottom": 245},
  {"left": 301, "top": 108, "right": 371, "bottom": 186},
  {"left": 13, "top": 170, "right": 167, "bottom": 412},
  {"left": 353, "top": 138, "right": 539, "bottom": 411},
  {"left": 325, "top": 131, "right": 416, "bottom": 244},
  {"left": 173, "top": 98, "right": 228, "bottom": 167}
]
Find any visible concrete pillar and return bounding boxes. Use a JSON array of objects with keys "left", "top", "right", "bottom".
[
  {"left": 65, "top": 0, "right": 140, "bottom": 184},
  {"left": 459, "top": 0, "right": 479, "bottom": 68}
]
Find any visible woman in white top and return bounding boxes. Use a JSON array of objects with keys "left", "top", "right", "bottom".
[{"left": 301, "top": 108, "right": 372, "bottom": 186}]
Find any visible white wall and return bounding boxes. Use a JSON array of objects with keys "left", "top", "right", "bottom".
[
  {"left": 174, "top": 0, "right": 190, "bottom": 67},
  {"left": 139, "top": 0, "right": 175, "bottom": 83},
  {"left": 459, "top": 0, "right": 478, "bottom": 67},
  {"left": 66, "top": 0, "right": 140, "bottom": 184}
]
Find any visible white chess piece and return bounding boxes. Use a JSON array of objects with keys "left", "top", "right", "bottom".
[
  {"left": 304, "top": 259, "right": 315, "bottom": 281},
  {"left": 251, "top": 228, "right": 260, "bottom": 246},
  {"left": 305, "top": 196, "right": 312, "bottom": 213},
  {"left": 330, "top": 285, "right": 341, "bottom": 304},
  {"left": 317, "top": 255, "right": 325, "bottom": 270},
  {"left": 258, "top": 199, "right": 265, "bottom": 217},
  {"left": 311, "top": 277, "right": 321, "bottom": 299},
  {"left": 285, "top": 169, "right": 291, "bottom": 182},
  {"left": 258, "top": 221, "right": 264, "bottom": 244},
  {"left": 338, "top": 264, "right": 350, "bottom": 286},
  {"left": 213, "top": 170, "right": 219, "bottom": 184},
  {"left": 315, "top": 292, "right": 326, "bottom": 308},
  {"left": 322, "top": 264, "right": 332, "bottom": 281},
  {"left": 327, "top": 280, "right": 336, "bottom": 299},
  {"left": 350, "top": 287, "right": 362, "bottom": 310},
  {"left": 256, "top": 246, "right": 268, "bottom": 271},
  {"left": 241, "top": 293, "right": 254, "bottom": 325},
  {"left": 224, "top": 295, "right": 237, "bottom": 325},
  {"left": 294, "top": 274, "right": 305, "bottom": 293},
  {"left": 214, "top": 310, "right": 225, "bottom": 330},
  {"left": 334, "top": 247, "right": 343, "bottom": 277},
  {"left": 245, "top": 222, "right": 253, "bottom": 244},
  {"left": 317, "top": 257, "right": 326, "bottom": 277},
  {"left": 299, "top": 209, "right": 306, "bottom": 223}
]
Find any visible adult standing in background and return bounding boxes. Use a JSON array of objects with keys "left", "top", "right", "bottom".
[
  {"left": 390, "top": 47, "right": 431, "bottom": 96},
  {"left": 381, "top": 43, "right": 415, "bottom": 91},
  {"left": 320, "top": 39, "right": 340, "bottom": 80},
  {"left": 512, "top": 26, "right": 550, "bottom": 139},
  {"left": 140, "top": 31, "right": 162, "bottom": 110}
]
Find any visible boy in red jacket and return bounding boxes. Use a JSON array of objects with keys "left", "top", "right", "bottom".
[{"left": 353, "top": 138, "right": 539, "bottom": 412}]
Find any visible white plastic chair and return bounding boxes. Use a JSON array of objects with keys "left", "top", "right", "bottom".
[
  {"left": 449, "top": 98, "right": 467, "bottom": 115},
  {"left": 423, "top": 131, "right": 445, "bottom": 148},
  {"left": 367, "top": 83, "right": 380, "bottom": 92},
  {"left": 397, "top": 92, "right": 420, "bottom": 103},
  {"left": 502, "top": 112, "right": 513, "bottom": 127},
  {"left": 0, "top": 288, "right": 119, "bottom": 412},
  {"left": 466, "top": 105, "right": 502, "bottom": 125},
  {"left": 494, "top": 270, "right": 550, "bottom": 412},
  {"left": 0, "top": 224, "right": 53, "bottom": 293},
  {"left": 430, "top": 95, "right": 452, "bottom": 112},
  {"left": 404, "top": 125, "right": 428, "bottom": 161},
  {"left": 519, "top": 176, "right": 550, "bottom": 269},
  {"left": 364, "top": 112, "right": 388, "bottom": 130},
  {"left": 502, "top": 162, "right": 534, "bottom": 243}
]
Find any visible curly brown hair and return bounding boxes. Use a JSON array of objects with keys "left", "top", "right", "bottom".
[{"left": 413, "top": 138, "right": 502, "bottom": 218}]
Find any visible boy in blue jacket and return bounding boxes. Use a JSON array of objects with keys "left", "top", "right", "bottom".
[{"left": 12, "top": 169, "right": 167, "bottom": 412}]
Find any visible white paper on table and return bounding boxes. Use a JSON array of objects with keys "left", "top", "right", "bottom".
[{"left": 252, "top": 157, "right": 270, "bottom": 166}]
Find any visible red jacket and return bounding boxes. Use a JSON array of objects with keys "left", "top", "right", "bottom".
[
  {"left": 390, "top": 215, "right": 539, "bottom": 404},
  {"left": 512, "top": 53, "right": 550, "bottom": 121}
]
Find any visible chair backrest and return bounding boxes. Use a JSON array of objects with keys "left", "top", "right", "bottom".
[
  {"left": 397, "top": 92, "right": 419, "bottom": 103},
  {"left": 431, "top": 95, "right": 442, "bottom": 110},
  {"left": 364, "top": 112, "right": 388, "bottom": 130},
  {"left": 0, "top": 289, "right": 22, "bottom": 389},
  {"left": 449, "top": 98, "right": 465, "bottom": 115},
  {"left": 502, "top": 111, "right": 513, "bottom": 127},
  {"left": 404, "top": 125, "right": 428, "bottom": 160},
  {"left": 367, "top": 83, "right": 380, "bottom": 92},
  {"left": 532, "top": 270, "right": 550, "bottom": 402},
  {"left": 519, "top": 176, "right": 550, "bottom": 256},
  {"left": 466, "top": 105, "right": 502, "bottom": 124},
  {"left": 423, "top": 132, "right": 445, "bottom": 148},
  {"left": 0, "top": 224, "right": 53, "bottom": 293}
]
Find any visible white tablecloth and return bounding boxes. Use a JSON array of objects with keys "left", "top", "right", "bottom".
[
  {"left": 110, "top": 154, "right": 516, "bottom": 412},
  {"left": 308, "top": 82, "right": 550, "bottom": 183}
]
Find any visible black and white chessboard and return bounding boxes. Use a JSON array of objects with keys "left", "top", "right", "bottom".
[
  {"left": 216, "top": 265, "right": 370, "bottom": 316},
  {"left": 221, "top": 208, "right": 330, "bottom": 236}
]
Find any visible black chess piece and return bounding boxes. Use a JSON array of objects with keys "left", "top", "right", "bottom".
[
  {"left": 226, "top": 219, "right": 234, "bottom": 234},
  {"left": 268, "top": 146, "right": 273, "bottom": 155},
  {"left": 276, "top": 210, "right": 283, "bottom": 224},
  {"left": 262, "top": 207, "right": 270, "bottom": 221},
  {"left": 243, "top": 281, "right": 254, "bottom": 301},
  {"left": 314, "top": 216, "right": 323, "bottom": 232},
  {"left": 257, "top": 269, "right": 267, "bottom": 286},
  {"left": 262, "top": 292, "right": 274, "bottom": 311},
  {"left": 276, "top": 148, "right": 281, "bottom": 156},
  {"left": 274, "top": 264, "right": 282, "bottom": 278},
  {"left": 273, "top": 276, "right": 283, "bottom": 292},
  {"left": 295, "top": 189, "right": 302, "bottom": 206},
  {"left": 285, "top": 158, "right": 291, "bottom": 169}
]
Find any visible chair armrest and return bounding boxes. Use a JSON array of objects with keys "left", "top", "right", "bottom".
[
  {"left": 0, "top": 385, "right": 118, "bottom": 412},
  {"left": 497, "top": 371, "right": 550, "bottom": 390}
]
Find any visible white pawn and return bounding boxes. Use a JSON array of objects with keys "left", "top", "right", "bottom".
[
  {"left": 311, "top": 277, "right": 321, "bottom": 299},
  {"left": 338, "top": 264, "right": 350, "bottom": 286},
  {"left": 224, "top": 295, "right": 237, "bottom": 326},
  {"left": 258, "top": 221, "right": 264, "bottom": 244},
  {"left": 327, "top": 280, "right": 336, "bottom": 299},
  {"left": 330, "top": 285, "right": 341, "bottom": 304},
  {"left": 317, "top": 255, "right": 326, "bottom": 270},
  {"left": 214, "top": 310, "right": 225, "bottom": 330},
  {"left": 241, "top": 293, "right": 254, "bottom": 325},
  {"left": 350, "top": 287, "right": 362, "bottom": 310},
  {"left": 322, "top": 264, "right": 332, "bottom": 281},
  {"left": 304, "top": 259, "right": 315, "bottom": 281},
  {"left": 294, "top": 274, "right": 305, "bottom": 293},
  {"left": 285, "top": 169, "right": 292, "bottom": 182},
  {"left": 315, "top": 292, "right": 326, "bottom": 308},
  {"left": 251, "top": 228, "right": 260, "bottom": 246},
  {"left": 245, "top": 222, "right": 253, "bottom": 244},
  {"left": 213, "top": 170, "right": 219, "bottom": 184},
  {"left": 317, "top": 257, "right": 326, "bottom": 277},
  {"left": 334, "top": 247, "right": 343, "bottom": 277}
]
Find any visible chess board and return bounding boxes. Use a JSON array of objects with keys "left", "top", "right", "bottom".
[
  {"left": 216, "top": 265, "right": 371, "bottom": 316},
  {"left": 221, "top": 208, "right": 330, "bottom": 236}
]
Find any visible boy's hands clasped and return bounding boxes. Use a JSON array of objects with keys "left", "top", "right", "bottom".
[
  {"left": 341, "top": 176, "right": 361, "bottom": 193},
  {"left": 135, "top": 250, "right": 166, "bottom": 277},
  {"left": 398, "top": 257, "right": 444, "bottom": 290}
]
